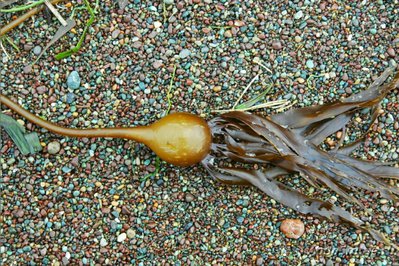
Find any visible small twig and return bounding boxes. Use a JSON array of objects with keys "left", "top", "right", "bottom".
[
  {"left": 253, "top": 58, "right": 272, "bottom": 74},
  {"left": 275, "top": 99, "right": 297, "bottom": 113},
  {"left": 0, "top": 0, "right": 68, "bottom": 36},
  {"left": 0, "top": 39, "right": 10, "bottom": 58},
  {"left": 139, "top": 157, "right": 161, "bottom": 182},
  {"left": 4, "top": 36, "right": 20, "bottom": 52},
  {"left": 44, "top": 0, "right": 67, "bottom": 26},
  {"left": 232, "top": 73, "right": 261, "bottom": 109}
]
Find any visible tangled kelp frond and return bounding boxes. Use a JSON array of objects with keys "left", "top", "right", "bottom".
[{"left": 203, "top": 68, "right": 399, "bottom": 248}]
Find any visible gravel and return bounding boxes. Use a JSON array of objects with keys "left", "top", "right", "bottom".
[{"left": 1, "top": 0, "right": 398, "bottom": 265}]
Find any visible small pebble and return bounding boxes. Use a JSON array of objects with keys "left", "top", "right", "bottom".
[
  {"left": 36, "top": 86, "right": 47, "bottom": 94},
  {"left": 126, "top": 228, "right": 136, "bottom": 238},
  {"left": 33, "top": 46, "right": 42, "bottom": 55},
  {"left": 272, "top": 40, "right": 283, "bottom": 50},
  {"left": 294, "top": 10, "right": 304, "bottom": 19},
  {"left": 185, "top": 193, "right": 195, "bottom": 202},
  {"left": 179, "top": 49, "right": 191, "bottom": 59},
  {"left": 387, "top": 47, "right": 396, "bottom": 57},
  {"left": 153, "top": 60, "right": 163, "bottom": 69},
  {"left": 47, "top": 141, "right": 61, "bottom": 154},
  {"left": 117, "top": 233, "right": 127, "bottom": 242},
  {"left": 67, "top": 71, "right": 81, "bottom": 90},
  {"left": 306, "top": 59, "right": 315, "bottom": 69},
  {"left": 100, "top": 238, "right": 108, "bottom": 247}
]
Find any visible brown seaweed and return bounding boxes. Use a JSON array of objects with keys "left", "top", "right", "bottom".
[
  {"left": 1, "top": 67, "right": 398, "bottom": 248},
  {"left": 203, "top": 68, "right": 399, "bottom": 248}
]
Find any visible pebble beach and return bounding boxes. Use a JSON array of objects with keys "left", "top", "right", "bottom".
[{"left": 1, "top": 0, "right": 399, "bottom": 265}]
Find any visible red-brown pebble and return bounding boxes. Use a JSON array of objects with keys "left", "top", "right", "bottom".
[{"left": 280, "top": 219, "right": 305, "bottom": 239}]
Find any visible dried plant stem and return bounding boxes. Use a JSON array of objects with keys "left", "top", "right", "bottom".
[
  {"left": 0, "top": 39, "right": 10, "bottom": 58},
  {"left": 212, "top": 99, "right": 288, "bottom": 113},
  {"left": 232, "top": 73, "right": 261, "bottom": 109},
  {"left": 253, "top": 59, "right": 272, "bottom": 74},
  {"left": 0, "top": 0, "right": 67, "bottom": 36}
]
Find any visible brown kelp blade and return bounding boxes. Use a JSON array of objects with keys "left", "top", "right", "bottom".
[
  {"left": 270, "top": 67, "right": 399, "bottom": 129},
  {"left": 204, "top": 69, "right": 399, "bottom": 247},
  {"left": 202, "top": 162, "right": 397, "bottom": 248}
]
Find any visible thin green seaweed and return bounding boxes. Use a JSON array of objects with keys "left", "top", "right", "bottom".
[{"left": 54, "top": 0, "right": 95, "bottom": 60}]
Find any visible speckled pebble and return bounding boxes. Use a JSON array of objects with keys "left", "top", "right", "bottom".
[
  {"left": 280, "top": 219, "right": 305, "bottom": 239},
  {"left": 126, "top": 228, "right": 136, "bottom": 238},
  {"left": 47, "top": 141, "right": 61, "bottom": 154},
  {"left": 387, "top": 47, "right": 396, "bottom": 57}
]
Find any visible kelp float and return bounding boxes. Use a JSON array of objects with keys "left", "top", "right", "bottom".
[{"left": 1, "top": 68, "right": 399, "bottom": 248}]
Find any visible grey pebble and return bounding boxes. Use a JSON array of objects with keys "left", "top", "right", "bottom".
[
  {"left": 352, "top": 18, "right": 359, "bottom": 27},
  {"left": 67, "top": 71, "right": 81, "bottom": 90},
  {"left": 62, "top": 257, "right": 69, "bottom": 265},
  {"left": 185, "top": 193, "right": 195, "bottom": 202},
  {"left": 294, "top": 10, "right": 304, "bottom": 19},
  {"left": 306, "top": 59, "right": 315, "bottom": 69},
  {"left": 100, "top": 238, "right": 108, "bottom": 247},
  {"left": 164, "top": 0, "right": 174, "bottom": 4},
  {"left": 112, "top": 29, "right": 120, "bottom": 39},
  {"left": 386, "top": 114, "right": 394, "bottom": 124},
  {"left": 33, "top": 46, "right": 42, "bottom": 56},
  {"left": 47, "top": 141, "right": 61, "bottom": 154},
  {"left": 179, "top": 49, "right": 191, "bottom": 59},
  {"left": 153, "top": 60, "right": 163, "bottom": 69}
]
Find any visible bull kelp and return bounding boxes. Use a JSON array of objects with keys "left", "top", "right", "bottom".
[{"left": 1, "top": 68, "right": 399, "bottom": 248}]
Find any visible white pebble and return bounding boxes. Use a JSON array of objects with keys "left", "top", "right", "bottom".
[
  {"left": 154, "top": 21, "right": 162, "bottom": 29},
  {"left": 100, "top": 238, "right": 108, "bottom": 247},
  {"left": 117, "top": 233, "right": 127, "bottom": 242}
]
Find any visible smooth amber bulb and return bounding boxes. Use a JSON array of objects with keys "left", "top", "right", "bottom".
[{"left": 144, "top": 113, "right": 212, "bottom": 166}]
